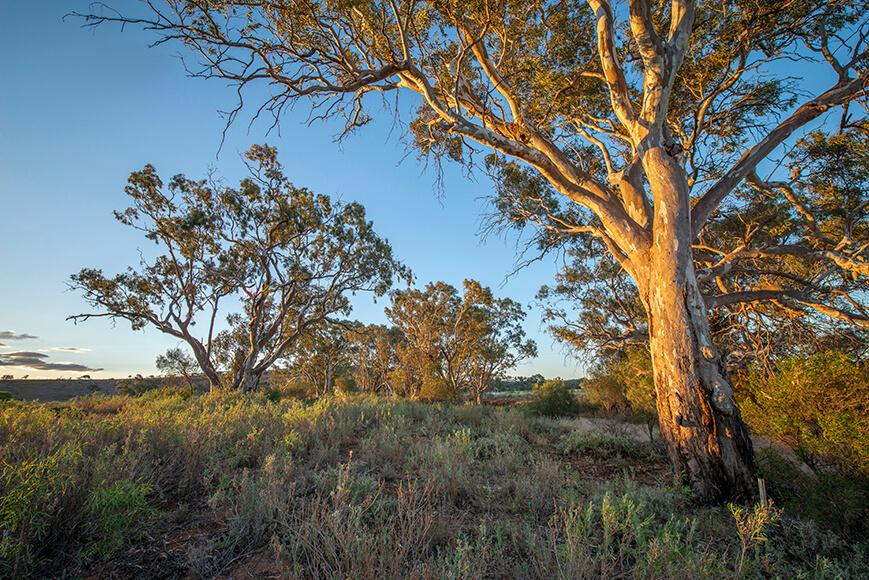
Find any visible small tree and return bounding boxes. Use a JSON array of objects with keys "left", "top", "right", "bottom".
[
  {"left": 282, "top": 320, "right": 355, "bottom": 397},
  {"left": 70, "top": 145, "right": 408, "bottom": 391},
  {"left": 155, "top": 346, "right": 199, "bottom": 390},
  {"left": 386, "top": 280, "right": 536, "bottom": 403}
]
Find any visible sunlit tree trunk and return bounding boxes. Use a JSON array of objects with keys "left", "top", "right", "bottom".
[{"left": 639, "top": 149, "right": 756, "bottom": 502}]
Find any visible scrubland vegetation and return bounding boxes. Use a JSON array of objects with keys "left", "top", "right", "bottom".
[{"left": 1, "top": 381, "right": 866, "bottom": 579}]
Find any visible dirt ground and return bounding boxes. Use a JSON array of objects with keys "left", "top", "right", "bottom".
[{"left": 0, "top": 378, "right": 119, "bottom": 402}]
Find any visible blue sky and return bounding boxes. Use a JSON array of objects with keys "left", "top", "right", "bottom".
[{"left": 0, "top": 1, "right": 582, "bottom": 380}]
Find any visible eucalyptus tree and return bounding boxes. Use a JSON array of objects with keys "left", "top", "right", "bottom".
[
  {"left": 80, "top": 0, "right": 869, "bottom": 501},
  {"left": 345, "top": 323, "right": 405, "bottom": 394},
  {"left": 282, "top": 319, "right": 357, "bottom": 397},
  {"left": 386, "top": 280, "right": 536, "bottom": 402},
  {"left": 70, "top": 145, "right": 407, "bottom": 392},
  {"left": 536, "top": 125, "right": 869, "bottom": 370}
]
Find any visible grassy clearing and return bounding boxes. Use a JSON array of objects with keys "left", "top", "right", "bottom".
[{"left": 0, "top": 390, "right": 865, "bottom": 579}]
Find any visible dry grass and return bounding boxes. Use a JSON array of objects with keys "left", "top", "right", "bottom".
[{"left": 0, "top": 390, "right": 865, "bottom": 579}]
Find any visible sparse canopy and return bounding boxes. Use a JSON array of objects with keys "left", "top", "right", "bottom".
[
  {"left": 70, "top": 145, "right": 408, "bottom": 392},
  {"left": 80, "top": 0, "right": 869, "bottom": 502}
]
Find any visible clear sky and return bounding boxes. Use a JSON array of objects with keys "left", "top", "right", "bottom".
[{"left": 0, "top": 1, "right": 583, "bottom": 380}]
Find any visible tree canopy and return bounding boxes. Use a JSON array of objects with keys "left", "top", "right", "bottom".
[{"left": 70, "top": 144, "right": 408, "bottom": 391}]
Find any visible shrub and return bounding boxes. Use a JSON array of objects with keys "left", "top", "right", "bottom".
[
  {"left": 736, "top": 351, "right": 869, "bottom": 476},
  {"left": 582, "top": 375, "right": 628, "bottom": 413},
  {"left": 115, "top": 375, "right": 160, "bottom": 397},
  {"left": 83, "top": 480, "right": 158, "bottom": 560},
  {"left": 0, "top": 392, "right": 14, "bottom": 403},
  {"left": 525, "top": 380, "right": 582, "bottom": 417},
  {"left": 418, "top": 372, "right": 456, "bottom": 402},
  {"left": 556, "top": 429, "right": 654, "bottom": 460}
]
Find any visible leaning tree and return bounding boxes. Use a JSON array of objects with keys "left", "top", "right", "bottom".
[
  {"left": 70, "top": 144, "right": 407, "bottom": 392},
  {"left": 80, "top": 0, "right": 869, "bottom": 501}
]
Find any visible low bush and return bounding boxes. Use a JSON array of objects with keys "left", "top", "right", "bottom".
[
  {"left": 556, "top": 429, "right": 654, "bottom": 460},
  {"left": 525, "top": 380, "right": 583, "bottom": 417},
  {"left": 0, "top": 389, "right": 866, "bottom": 578},
  {"left": 83, "top": 480, "right": 158, "bottom": 561}
]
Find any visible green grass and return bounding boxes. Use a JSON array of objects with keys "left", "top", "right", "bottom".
[{"left": 0, "top": 389, "right": 865, "bottom": 578}]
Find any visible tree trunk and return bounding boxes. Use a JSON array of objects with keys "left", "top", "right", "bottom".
[{"left": 642, "top": 149, "right": 756, "bottom": 503}]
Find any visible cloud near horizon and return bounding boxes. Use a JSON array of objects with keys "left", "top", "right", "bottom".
[
  {"left": 0, "top": 331, "right": 39, "bottom": 341},
  {"left": 53, "top": 347, "right": 92, "bottom": 353},
  {"left": 0, "top": 343, "right": 7, "bottom": 348},
  {"left": 0, "top": 351, "right": 103, "bottom": 373}
]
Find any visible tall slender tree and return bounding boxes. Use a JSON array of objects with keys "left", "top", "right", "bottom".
[{"left": 80, "top": 0, "right": 869, "bottom": 501}]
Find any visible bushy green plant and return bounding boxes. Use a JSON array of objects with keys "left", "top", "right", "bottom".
[
  {"left": 115, "top": 375, "right": 160, "bottom": 397},
  {"left": 583, "top": 375, "right": 629, "bottom": 413},
  {"left": 418, "top": 371, "right": 456, "bottom": 402},
  {"left": 0, "top": 392, "right": 14, "bottom": 402},
  {"left": 736, "top": 352, "right": 869, "bottom": 476},
  {"left": 556, "top": 429, "right": 654, "bottom": 460},
  {"left": 0, "top": 443, "right": 83, "bottom": 577},
  {"left": 526, "top": 380, "right": 582, "bottom": 417},
  {"left": 83, "top": 480, "right": 158, "bottom": 560}
]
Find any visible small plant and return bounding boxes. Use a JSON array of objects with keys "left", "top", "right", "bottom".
[
  {"left": 729, "top": 502, "right": 781, "bottom": 578},
  {"left": 0, "top": 443, "right": 81, "bottom": 577},
  {"left": 83, "top": 480, "right": 158, "bottom": 561},
  {"left": 556, "top": 429, "right": 653, "bottom": 460}
]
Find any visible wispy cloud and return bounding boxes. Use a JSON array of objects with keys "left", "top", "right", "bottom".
[
  {"left": 0, "top": 343, "right": 7, "bottom": 348},
  {"left": 0, "top": 331, "right": 38, "bottom": 341},
  {"left": 53, "top": 347, "right": 92, "bottom": 353},
  {"left": 0, "top": 351, "right": 103, "bottom": 373}
]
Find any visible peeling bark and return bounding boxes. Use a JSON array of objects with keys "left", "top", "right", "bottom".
[{"left": 641, "top": 146, "right": 756, "bottom": 502}]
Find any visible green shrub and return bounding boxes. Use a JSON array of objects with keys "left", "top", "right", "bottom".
[
  {"left": 583, "top": 375, "right": 629, "bottom": 413},
  {"left": 0, "top": 443, "right": 83, "bottom": 576},
  {"left": 418, "top": 372, "right": 456, "bottom": 402},
  {"left": 556, "top": 429, "right": 653, "bottom": 460},
  {"left": 525, "top": 380, "right": 581, "bottom": 417},
  {"left": 0, "top": 392, "right": 14, "bottom": 403},
  {"left": 736, "top": 352, "right": 869, "bottom": 476},
  {"left": 115, "top": 375, "right": 160, "bottom": 397},
  {"left": 83, "top": 480, "right": 158, "bottom": 560}
]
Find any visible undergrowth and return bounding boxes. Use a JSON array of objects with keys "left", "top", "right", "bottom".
[{"left": 0, "top": 389, "right": 865, "bottom": 578}]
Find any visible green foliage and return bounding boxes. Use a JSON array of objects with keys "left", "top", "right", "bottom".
[
  {"left": 83, "top": 480, "right": 158, "bottom": 560},
  {"left": 736, "top": 352, "right": 869, "bottom": 476},
  {"left": 556, "top": 429, "right": 654, "bottom": 460},
  {"left": 0, "top": 391, "right": 866, "bottom": 577},
  {"left": 418, "top": 367, "right": 457, "bottom": 402},
  {"left": 387, "top": 279, "right": 536, "bottom": 402},
  {"left": 526, "top": 380, "right": 582, "bottom": 417},
  {"left": 0, "top": 392, "right": 14, "bottom": 402},
  {"left": 71, "top": 145, "right": 408, "bottom": 392},
  {"left": 583, "top": 374, "right": 629, "bottom": 413},
  {"left": 0, "top": 443, "right": 82, "bottom": 576},
  {"left": 115, "top": 374, "right": 160, "bottom": 397}
]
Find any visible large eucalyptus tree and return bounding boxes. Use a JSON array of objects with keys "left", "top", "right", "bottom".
[
  {"left": 70, "top": 145, "right": 407, "bottom": 392},
  {"left": 80, "top": 0, "right": 869, "bottom": 501}
]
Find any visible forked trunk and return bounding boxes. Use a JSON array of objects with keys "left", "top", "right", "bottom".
[{"left": 642, "top": 149, "right": 756, "bottom": 503}]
